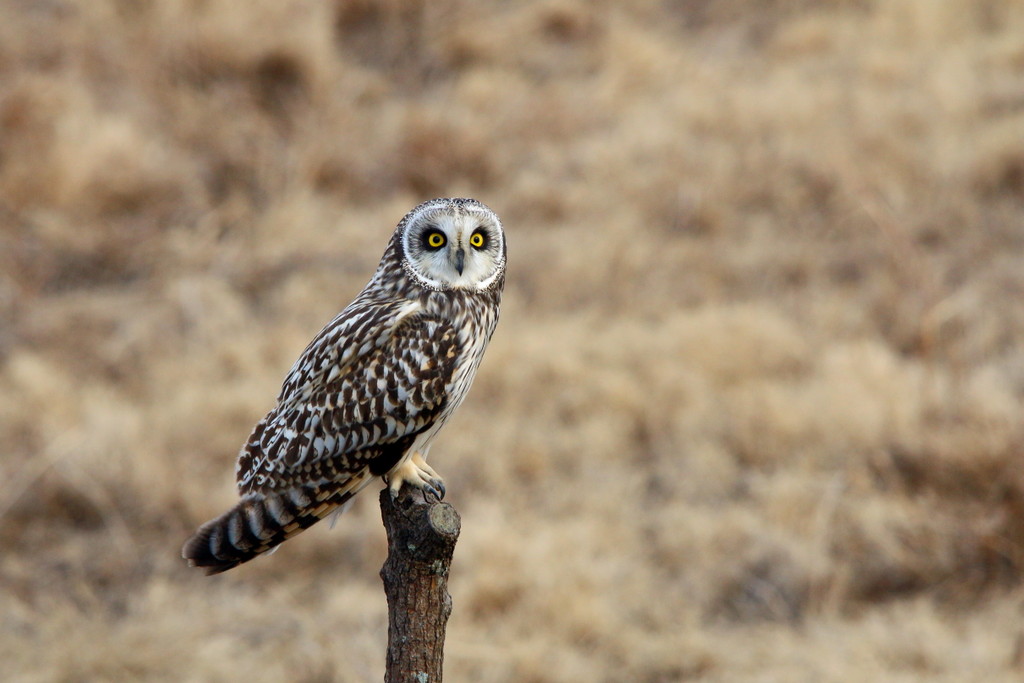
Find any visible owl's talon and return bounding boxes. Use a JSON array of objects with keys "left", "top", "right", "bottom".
[
  {"left": 422, "top": 479, "right": 445, "bottom": 502},
  {"left": 387, "top": 452, "right": 447, "bottom": 502}
]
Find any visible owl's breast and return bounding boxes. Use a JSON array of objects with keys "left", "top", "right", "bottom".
[{"left": 427, "top": 292, "right": 501, "bottom": 421}]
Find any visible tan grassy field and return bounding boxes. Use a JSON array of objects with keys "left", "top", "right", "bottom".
[{"left": 2, "top": 0, "right": 1024, "bottom": 680}]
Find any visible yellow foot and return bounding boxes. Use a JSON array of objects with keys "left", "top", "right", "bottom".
[{"left": 386, "top": 452, "right": 446, "bottom": 500}]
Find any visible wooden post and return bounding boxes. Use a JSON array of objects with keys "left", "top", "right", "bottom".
[{"left": 379, "top": 488, "right": 461, "bottom": 683}]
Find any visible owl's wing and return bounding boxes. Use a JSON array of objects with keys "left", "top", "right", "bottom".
[{"left": 235, "top": 301, "right": 459, "bottom": 495}]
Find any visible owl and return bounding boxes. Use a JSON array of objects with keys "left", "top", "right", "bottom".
[{"left": 182, "top": 198, "right": 506, "bottom": 574}]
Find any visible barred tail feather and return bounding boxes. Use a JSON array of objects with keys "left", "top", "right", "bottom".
[{"left": 182, "top": 474, "right": 373, "bottom": 574}]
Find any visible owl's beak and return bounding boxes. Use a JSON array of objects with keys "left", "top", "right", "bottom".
[{"left": 454, "top": 247, "right": 465, "bottom": 275}]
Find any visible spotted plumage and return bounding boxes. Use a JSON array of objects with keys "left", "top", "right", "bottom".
[{"left": 182, "top": 198, "right": 506, "bottom": 574}]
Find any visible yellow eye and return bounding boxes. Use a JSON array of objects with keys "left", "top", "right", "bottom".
[
  {"left": 426, "top": 231, "right": 446, "bottom": 249},
  {"left": 470, "top": 231, "right": 486, "bottom": 249}
]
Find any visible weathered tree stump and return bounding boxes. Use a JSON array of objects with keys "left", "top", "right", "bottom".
[{"left": 379, "top": 488, "right": 461, "bottom": 683}]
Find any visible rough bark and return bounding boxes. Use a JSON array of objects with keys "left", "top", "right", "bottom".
[{"left": 379, "top": 488, "right": 461, "bottom": 683}]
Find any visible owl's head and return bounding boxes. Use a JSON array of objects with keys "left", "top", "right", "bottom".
[{"left": 396, "top": 198, "right": 506, "bottom": 292}]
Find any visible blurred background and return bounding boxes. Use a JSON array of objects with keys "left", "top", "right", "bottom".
[{"left": 2, "top": 1, "right": 1023, "bottom": 680}]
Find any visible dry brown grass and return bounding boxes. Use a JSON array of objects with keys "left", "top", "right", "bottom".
[{"left": 2, "top": 0, "right": 1024, "bottom": 680}]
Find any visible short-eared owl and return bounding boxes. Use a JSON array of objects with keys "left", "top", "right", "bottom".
[{"left": 182, "top": 198, "right": 506, "bottom": 574}]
